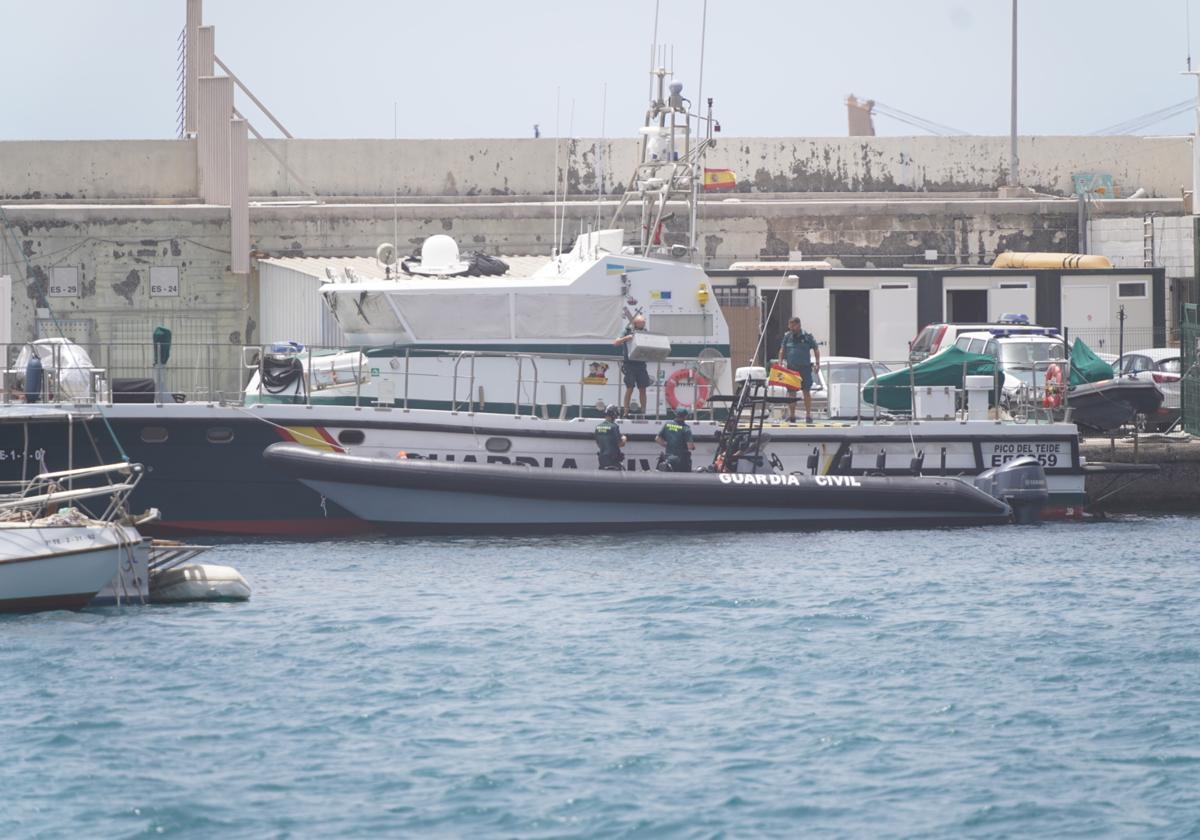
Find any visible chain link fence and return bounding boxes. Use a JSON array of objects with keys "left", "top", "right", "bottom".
[{"left": 1182, "top": 305, "right": 1200, "bottom": 436}]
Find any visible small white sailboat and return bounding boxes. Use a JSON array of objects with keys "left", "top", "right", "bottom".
[{"left": 0, "top": 459, "right": 146, "bottom": 613}]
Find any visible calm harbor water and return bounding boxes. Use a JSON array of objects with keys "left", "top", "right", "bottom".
[{"left": 2, "top": 516, "right": 1199, "bottom": 838}]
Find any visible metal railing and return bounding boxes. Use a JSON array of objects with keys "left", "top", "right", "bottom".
[
  {"left": 5, "top": 339, "right": 1095, "bottom": 428},
  {"left": 0, "top": 340, "right": 726, "bottom": 422}
]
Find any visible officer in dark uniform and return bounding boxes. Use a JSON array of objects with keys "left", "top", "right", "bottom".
[
  {"left": 595, "top": 404, "right": 627, "bottom": 469},
  {"left": 778, "top": 316, "right": 821, "bottom": 423},
  {"left": 656, "top": 407, "right": 696, "bottom": 472}
]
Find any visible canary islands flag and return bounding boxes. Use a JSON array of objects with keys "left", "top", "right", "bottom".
[{"left": 703, "top": 168, "right": 737, "bottom": 192}]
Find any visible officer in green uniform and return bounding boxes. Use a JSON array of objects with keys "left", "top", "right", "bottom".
[
  {"left": 595, "top": 404, "right": 627, "bottom": 469},
  {"left": 778, "top": 316, "right": 821, "bottom": 423},
  {"left": 656, "top": 407, "right": 696, "bottom": 472}
]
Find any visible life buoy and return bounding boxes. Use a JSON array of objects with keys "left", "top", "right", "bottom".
[
  {"left": 665, "top": 368, "right": 711, "bottom": 411},
  {"left": 1042, "top": 363, "right": 1063, "bottom": 408}
]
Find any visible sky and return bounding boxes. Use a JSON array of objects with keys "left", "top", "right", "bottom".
[{"left": 1, "top": 0, "right": 1198, "bottom": 140}]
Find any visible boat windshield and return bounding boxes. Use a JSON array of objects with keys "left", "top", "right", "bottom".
[{"left": 999, "top": 341, "right": 1066, "bottom": 369}]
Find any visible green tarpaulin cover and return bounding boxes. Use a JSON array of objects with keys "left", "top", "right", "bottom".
[
  {"left": 1067, "top": 337, "right": 1113, "bottom": 386},
  {"left": 862, "top": 346, "right": 998, "bottom": 412}
]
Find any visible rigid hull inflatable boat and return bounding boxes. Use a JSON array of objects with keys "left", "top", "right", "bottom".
[{"left": 264, "top": 443, "right": 1047, "bottom": 534}]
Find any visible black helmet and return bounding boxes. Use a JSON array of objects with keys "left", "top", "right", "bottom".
[{"left": 604, "top": 404, "right": 620, "bottom": 419}]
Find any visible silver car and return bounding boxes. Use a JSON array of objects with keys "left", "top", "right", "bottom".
[{"left": 1116, "top": 348, "right": 1181, "bottom": 430}]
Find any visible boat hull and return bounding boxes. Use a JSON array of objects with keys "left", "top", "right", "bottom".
[
  {"left": 0, "top": 404, "right": 1087, "bottom": 536},
  {"left": 265, "top": 443, "right": 1014, "bottom": 533},
  {"left": 1069, "top": 379, "right": 1164, "bottom": 432},
  {"left": 0, "top": 526, "right": 130, "bottom": 613}
]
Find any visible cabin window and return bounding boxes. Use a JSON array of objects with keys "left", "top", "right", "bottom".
[
  {"left": 140, "top": 426, "right": 168, "bottom": 444},
  {"left": 337, "top": 429, "right": 365, "bottom": 445},
  {"left": 879, "top": 283, "right": 911, "bottom": 290},
  {"left": 1117, "top": 281, "right": 1147, "bottom": 299},
  {"left": 206, "top": 426, "right": 234, "bottom": 444},
  {"left": 485, "top": 437, "right": 511, "bottom": 453},
  {"left": 999, "top": 283, "right": 1029, "bottom": 289}
]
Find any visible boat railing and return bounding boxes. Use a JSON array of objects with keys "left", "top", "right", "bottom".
[{"left": 0, "top": 461, "right": 144, "bottom": 523}]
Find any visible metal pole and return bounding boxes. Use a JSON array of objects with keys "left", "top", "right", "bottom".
[
  {"left": 1009, "top": 0, "right": 1019, "bottom": 188},
  {"left": 1118, "top": 305, "right": 1126, "bottom": 365},
  {"left": 1077, "top": 192, "right": 1088, "bottom": 252}
]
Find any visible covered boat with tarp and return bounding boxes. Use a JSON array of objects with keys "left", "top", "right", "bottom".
[
  {"left": 862, "top": 346, "right": 998, "bottom": 412},
  {"left": 1062, "top": 338, "right": 1163, "bottom": 431}
]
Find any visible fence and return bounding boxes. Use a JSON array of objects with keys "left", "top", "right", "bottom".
[
  {"left": 1066, "top": 326, "right": 1157, "bottom": 359},
  {"left": 1183, "top": 304, "right": 1200, "bottom": 436}
]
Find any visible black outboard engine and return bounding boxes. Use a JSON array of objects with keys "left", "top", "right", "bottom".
[{"left": 973, "top": 456, "right": 1049, "bottom": 525}]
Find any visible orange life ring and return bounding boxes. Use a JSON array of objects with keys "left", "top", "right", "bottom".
[
  {"left": 1042, "top": 363, "right": 1063, "bottom": 408},
  {"left": 665, "top": 368, "right": 711, "bottom": 411}
]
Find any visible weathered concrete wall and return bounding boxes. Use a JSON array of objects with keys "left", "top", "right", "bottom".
[
  {"left": 0, "top": 141, "right": 198, "bottom": 200},
  {"left": 246, "top": 196, "right": 1162, "bottom": 268},
  {"left": 1082, "top": 438, "right": 1200, "bottom": 512},
  {"left": 246, "top": 135, "right": 1197, "bottom": 199},
  {"left": 1, "top": 135, "right": 1191, "bottom": 200},
  {"left": 0, "top": 205, "right": 252, "bottom": 396},
  {"left": 1090, "top": 216, "right": 1194, "bottom": 278}
]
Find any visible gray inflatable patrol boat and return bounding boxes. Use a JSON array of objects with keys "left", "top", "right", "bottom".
[
  {"left": 263, "top": 444, "right": 1048, "bottom": 534},
  {"left": 264, "top": 378, "right": 1048, "bottom": 534}
]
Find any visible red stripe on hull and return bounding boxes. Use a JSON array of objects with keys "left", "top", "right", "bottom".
[
  {"left": 1042, "top": 506, "right": 1085, "bottom": 521},
  {"left": 144, "top": 518, "right": 370, "bottom": 538}
]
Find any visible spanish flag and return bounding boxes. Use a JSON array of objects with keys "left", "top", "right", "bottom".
[
  {"left": 703, "top": 168, "right": 737, "bottom": 192},
  {"left": 768, "top": 364, "right": 803, "bottom": 392}
]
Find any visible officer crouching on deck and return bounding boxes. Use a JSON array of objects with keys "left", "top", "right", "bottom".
[
  {"left": 656, "top": 407, "right": 696, "bottom": 472},
  {"left": 595, "top": 404, "right": 627, "bottom": 469}
]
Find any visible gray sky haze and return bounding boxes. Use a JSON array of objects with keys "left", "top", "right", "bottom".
[{"left": 1, "top": 0, "right": 1197, "bottom": 140}]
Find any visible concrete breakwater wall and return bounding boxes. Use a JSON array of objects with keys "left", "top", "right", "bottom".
[
  {"left": 0, "top": 135, "right": 1189, "bottom": 201},
  {"left": 1083, "top": 437, "right": 1200, "bottom": 512}
]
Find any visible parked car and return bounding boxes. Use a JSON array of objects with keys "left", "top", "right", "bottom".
[
  {"left": 811, "top": 356, "right": 893, "bottom": 417},
  {"left": 742, "top": 357, "right": 892, "bottom": 419},
  {"left": 950, "top": 330, "right": 1164, "bottom": 432},
  {"left": 908, "top": 316, "right": 1058, "bottom": 362},
  {"left": 1116, "top": 348, "right": 1181, "bottom": 430},
  {"left": 951, "top": 331, "right": 1066, "bottom": 400}
]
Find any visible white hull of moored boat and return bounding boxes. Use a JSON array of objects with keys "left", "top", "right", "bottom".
[{"left": 0, "top": 525, "right": 135, "bottom": 612}]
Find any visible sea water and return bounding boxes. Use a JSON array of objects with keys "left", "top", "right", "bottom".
[{"left": 2, "top": 516, "right": 1198, "bottom": 838}]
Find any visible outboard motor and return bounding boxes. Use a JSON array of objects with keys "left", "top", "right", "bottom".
[{"left": 974, "top": 456, "right": 1049, "bottom": 525}]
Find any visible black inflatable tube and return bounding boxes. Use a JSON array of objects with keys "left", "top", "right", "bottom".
[{"left": 264, "top": 443, "right": 1009, "bottom": 516}]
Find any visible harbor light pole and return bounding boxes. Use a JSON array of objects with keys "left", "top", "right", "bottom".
[
  {"left": 1009, "top": 0, "right": 1019, "bottom": 188},
  {"left": 1187, "top": 69, "right": 1200, "bottom": 209}
]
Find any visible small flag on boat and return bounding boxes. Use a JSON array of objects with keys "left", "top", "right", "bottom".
[
  {"left": 768, "top": 364, "right": 803, "bottom": 392},
  {"left": 703, "top": 168, "right": 737, "bottom": 192}
]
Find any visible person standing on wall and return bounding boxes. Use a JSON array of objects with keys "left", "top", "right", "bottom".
[
  {"left": 595, "top": 404, "right": 627, "bottom": 469},
  {"left": 779, "top": 316, "right": 820, "bottom": 424},
  {"left": 613, "top": 314, "right": 650, "bottom": 417}
]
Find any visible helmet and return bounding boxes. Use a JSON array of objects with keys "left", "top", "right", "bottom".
[
  {"left": 674, "top": 406, "right": 690, "bottom": 419},
  {"left": 604, "top": 404, "right": 620, "bottom": 419}
]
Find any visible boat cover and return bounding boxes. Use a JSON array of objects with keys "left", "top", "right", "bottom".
[
  {"left": 863, "top": 347, "right": 997, "bottom": 411},
  {"left": 1067, "top": 338, "right": 1114, "bottom": 386}
]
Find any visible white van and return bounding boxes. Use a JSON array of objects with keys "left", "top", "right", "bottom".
[{"left": 908, "top": 317, "right": 1058, "bottom": 362}]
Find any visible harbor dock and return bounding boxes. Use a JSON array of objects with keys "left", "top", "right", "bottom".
[{"left": 1083, "top": 435, "right": 1200, "bottom": 512}]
